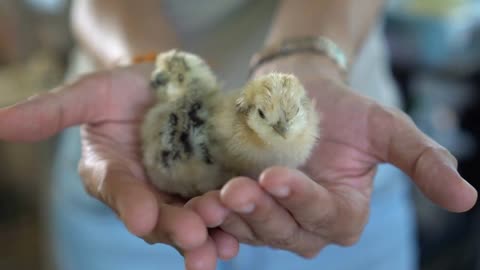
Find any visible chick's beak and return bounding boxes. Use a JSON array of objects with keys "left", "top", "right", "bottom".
[{"left": 273, "top": 121, "right": 288, "bottom": 139}]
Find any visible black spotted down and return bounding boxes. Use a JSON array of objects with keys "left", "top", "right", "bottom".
[
  {"left": 179, "top": 131, "right": 192, "bottom": 156},
  {"left": 199, "top": 143, "right": 213, "bottom": 164},
  {"left": 161, "top": 151, "right": 170, "bottom": 168},
  {"left": 188, "top": 102, "right": 205, "bottom": 127},
  {"left": 159, "top": 99, "right": 215, "bottom": 170},
  {"left": 167, "top": 114, "right": 178, "bottom": 145},
  {"left": 169, "top": 113, "right": 178, "bottom": 126}
]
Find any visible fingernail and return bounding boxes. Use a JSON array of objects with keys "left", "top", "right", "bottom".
[
  {"left": 267, "top": 185, "right": 290, "bottom": 198},
  {"left": 235, "top": 203, "right": 255, "bottom": 214}
]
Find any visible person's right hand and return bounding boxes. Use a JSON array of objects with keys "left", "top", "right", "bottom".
[{"left": 0, "top": 64, "right": 238, "bottom": 270}]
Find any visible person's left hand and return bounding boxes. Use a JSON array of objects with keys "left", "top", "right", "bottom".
[{"left": 186, "top": 54, "right": 478, "bottom": 258}]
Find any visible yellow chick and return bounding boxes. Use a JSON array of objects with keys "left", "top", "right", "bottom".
[
  {"left": 141, "top": 50, "right": 319, "bottom": 198},
  {"left": 209, "top": 73, "right": 320, "bottom": 178}
]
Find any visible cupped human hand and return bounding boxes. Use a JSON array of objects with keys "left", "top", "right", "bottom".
[
  {"left": 0, "top": 64, "right": 239, "bottom": 270},
  {"left": 186, "top": 54, "right": 478, "bottom": 258}
]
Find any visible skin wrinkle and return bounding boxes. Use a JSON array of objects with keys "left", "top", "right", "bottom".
[
  {"left": 82, "top": 125, "right": 132, "bottom": 154},
  {"left": 82, "top": 73, "right": 112, "bottom": 123},
  {"left": 410, "top": 146, "right": 432, "bottom": 190},
  {"left": 412, "top": 147, "right": 453, "bottom": 199},
  {"left": 81, "top": 125, "right": 146, "bottom": 180},
  {"left": 365, "top": 103, "right": 392, "bottom": 163},
  {"left": 86, "top": 121, "right": 141, "bottom": 145}
]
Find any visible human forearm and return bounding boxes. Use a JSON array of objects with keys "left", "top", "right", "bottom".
[
  {"left": 71, "top": 0, "right": 178, "bottom": 68},
  {"left": 266, "top": 0, "right": 385, "bottom": 66}
]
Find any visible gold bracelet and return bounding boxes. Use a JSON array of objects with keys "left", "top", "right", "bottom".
[{"left": 249, "top": 36, "right": 348, "bottom": 75}]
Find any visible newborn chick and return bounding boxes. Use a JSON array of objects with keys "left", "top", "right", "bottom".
[
  {"left": 141, "top": 50, "right": 319, "bottom": 198},
  {"left": 210, "top": 73, "right": 319, "bottom": 178},
  {"left": 142, "top": 50, "right": 232, "bottom": 198}
]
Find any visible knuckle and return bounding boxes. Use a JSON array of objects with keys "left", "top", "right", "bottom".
[
  {"left": 388, "top": 106, "right": 417, "bottom": 130},
  {"left": 370, "top": 103, "right": 414, "bottom": 131},
  {"left": 331, "top": 222, "right": 364, "bottom": 246},
  {"left": 263, "top": 227, "right": 300, "bottom": 249},
  {"left": 335, "top": 216, "right": 366, "bottom": 246},
  {"left": 426, "top": 145, "right": 456, "bottom": 162},
  {"left": 301, "top": 210, "right": 335, "bottom": 235},
  {"left": 415, "top": 146, "right": 457, "bottom": 178}
]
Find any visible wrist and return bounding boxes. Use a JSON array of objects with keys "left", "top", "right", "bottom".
[{"left": 251, "top": 53, "right": 347, "bottom": 85}]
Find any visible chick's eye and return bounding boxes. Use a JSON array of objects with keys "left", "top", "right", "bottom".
[
  {"left": 152, "top": 72, "right": 169, "bottom": 88},
  {"left": 258, "top": 109, "right": 265, "bottom": 119}
]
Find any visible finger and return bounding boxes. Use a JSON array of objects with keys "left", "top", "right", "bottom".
[
  {"left": 146, "top": 231, "right": 218, "bottom": 270},
  {"left": 185, "top": 191, "right": 230, "bottom": 228},
  {"left": 210, "top": 229, "right": 239, "bottom": 260},
  {"left": 154, "top": 204, "right": 209, "bottom": 250},
  {"left": 371, "top": 105, "right": 477, "bottom": 212},
  {"left": 259, "top": 167, "right": 367, "bottom": 245},
  {"left": 0, "top": 74, "right": 107, "bottom": 141},
  {"left": 185, "top": 193, "right": 239, "bottom": 260},
  {"left": 184, "top": 237, "right": 217, "bottom": 270},
  {"left": 79, "top": 160, "right": 208, "bottom": 250},
  {"left": 220, "top": 177, "right": 322, "bottom": 254},
  {"left": 220, "top": 212, "right": 256, "bottom": 244},
  {"left": 0, "top": 66, "right": 152, "bottom": 142}
]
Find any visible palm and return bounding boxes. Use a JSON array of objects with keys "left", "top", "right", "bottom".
[
  {"left": 306, "top": 83, "right": 376, "bottom": 180},
  {"left": 77, "top": 66, "right": 155, "bottom": 198},
  {"left": 300, "top": 80, "right": 384, "bottom": 234}
]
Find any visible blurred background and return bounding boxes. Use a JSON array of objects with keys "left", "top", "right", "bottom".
[{"left": 0, "top": 0, "right": 479, "bottom": 269}]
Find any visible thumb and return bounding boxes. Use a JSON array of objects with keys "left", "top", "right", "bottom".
[{"left": 371, "top": 105, "right": 477, "bottom": 212}]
